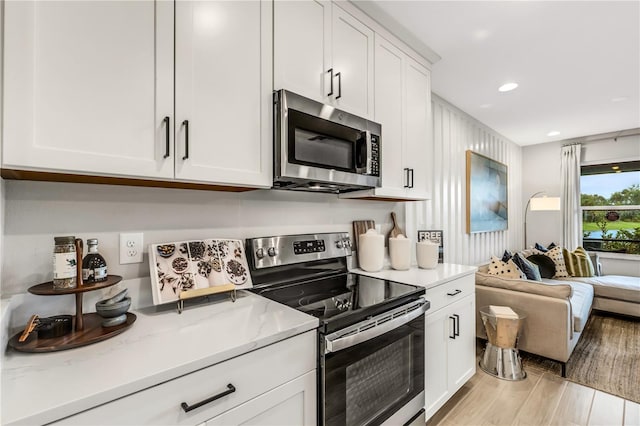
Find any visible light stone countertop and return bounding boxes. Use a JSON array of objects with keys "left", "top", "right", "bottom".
[
  {"left": 351, "top": 263, "right": 478, "bottom": 289},
  {"left": 1, "top": 291, "right": 318, "bottom": 426}
]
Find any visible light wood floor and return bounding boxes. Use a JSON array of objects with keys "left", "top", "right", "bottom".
[{"left": 426, "top": 366, "right": 640, "bottom": 426}]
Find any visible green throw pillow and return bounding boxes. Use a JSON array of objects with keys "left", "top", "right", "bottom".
[{"left": 562, "top": 247, "right": 595, "bottom": 277}]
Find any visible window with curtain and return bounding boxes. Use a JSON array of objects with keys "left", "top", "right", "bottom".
[{"left": 581, "top": 160, "right": 640, "bottom": 254}]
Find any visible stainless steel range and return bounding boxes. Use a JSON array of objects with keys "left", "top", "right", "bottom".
[{"left": 247, "top": 232, "right": 429, "bottom": 426}]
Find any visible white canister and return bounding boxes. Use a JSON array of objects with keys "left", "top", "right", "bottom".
[
  {"left": 358, "top": 229, "right": 384, "bottom": 272},
  {"left": 389, "top": 235, "right": 411, "bottom": 270},
  {"left": 417, "top": 240, "right": 439, "bottom": 269}
]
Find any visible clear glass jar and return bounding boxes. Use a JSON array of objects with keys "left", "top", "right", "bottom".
[{"left": 53, "top": 236, "right": 77, "bottom": 289}]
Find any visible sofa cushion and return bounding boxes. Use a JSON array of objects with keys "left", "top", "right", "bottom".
[
  {"left": 526, "top": 254, "right": 557, "bottom": 279},
  {"left": 477, "top": 266, "right": 572, "bottom": 299},
  {"left": 544, "top": 246, "right": 570, "bottom": 278},
  {"left": 563, "top": 276, "right": 640, "bottom": 303},
  {"left": 512, "top": 253, "right": 542, "bottom": 281},
  {"left": 487, "top": 256, "right": 527, "bottom": 279},
  {"left": 562, "top": 247, "right": 595, "bottom": 277},
  {"left": 543, "top": 279, "right": 594, "bottom": 332}
]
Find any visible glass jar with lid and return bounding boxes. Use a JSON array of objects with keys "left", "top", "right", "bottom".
[{"left": 53, "top": 236, "right": 77, "bottom": 289}]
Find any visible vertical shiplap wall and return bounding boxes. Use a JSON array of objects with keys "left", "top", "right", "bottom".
[{"left": 409, "top": 94, "right": 523, "bottom": 266}]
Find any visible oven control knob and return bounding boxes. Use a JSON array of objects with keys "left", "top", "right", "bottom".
[
  {"left": 336, "top": 240, "right": 344, "bottom": 249},
  {"left": 267, "top": 247, "right": 278, "bottom": 257},
  {"left": 255, "top": 248, "right": 265, "bottom": 259}
]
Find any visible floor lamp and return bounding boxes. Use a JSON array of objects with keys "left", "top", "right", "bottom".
[{"left": 524, "top": 192, "right": 561, "bottom": 248}]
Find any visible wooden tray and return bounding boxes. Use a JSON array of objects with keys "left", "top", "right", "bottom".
[
  {"left": 8, "top": 312, "right": 136, "bottom": 353},
  {"left": 28, "top": 275, "right": 122, "bottom": 295}
]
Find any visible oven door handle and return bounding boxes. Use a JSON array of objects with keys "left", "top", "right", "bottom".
[{"left": 324, "top": 298, "right": 428, "bottom": 354}]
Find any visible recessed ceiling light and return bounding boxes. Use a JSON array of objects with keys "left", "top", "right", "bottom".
[
  {"left": 547, "top": 131, "right": 560, "bottom": 137},
  {"left": 611, "top": 97, "right": 628, "bottom": 102},
  {"left": 498, "top": 82, "right": 518, "bottom": 92}
]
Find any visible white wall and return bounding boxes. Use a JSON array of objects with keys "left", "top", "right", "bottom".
[
  {"left": 408, "top": 94, "right": 523, "bottom": 266},
  {"left": 1, "top": 181, "right": 403, "bottom": 296},
  {"left": 522, "top": 134, "right": 640, "bottom": 275}
]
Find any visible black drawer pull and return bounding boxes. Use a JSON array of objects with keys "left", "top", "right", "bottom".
[
  {"left": 447, "top": 289, "right": 462, "bottom": 297},
  {"left": 181, "top": 384, "right": 236, "bottom": 413}
]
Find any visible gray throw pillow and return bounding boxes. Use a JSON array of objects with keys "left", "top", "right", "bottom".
[{"left": 512, "top": 253, "right": 542, "bottom": 281}]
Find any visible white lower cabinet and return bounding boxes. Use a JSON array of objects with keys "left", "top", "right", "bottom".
[
  {"left": 53, "top": 331, "right": 316, "bottom": 426},
  {"left": 424, "top": 275, "right": 476, "bottom": 420},
  {"left": 201, "top": 371, "right": 316, "bottom": 426}
]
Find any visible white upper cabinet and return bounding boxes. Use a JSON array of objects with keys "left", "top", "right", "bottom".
[
  {"left": 174, "top": 0, "right": 272, "bottom": 187},
  {"left": 3, "top": 0, "right": 271, "bottom": 188},
  {"left": 330, "top": 4, "right": 374, "bottom": 118},
  {"left": 404, "top": 56, "right": 432, "bottom": 199},
  {"left": 273, "top": 0, "right": 330, "bottom": 104},
  {"left": 341, "top": 34, "right": 432, "bottom": 201},
  {"left": 274, "top": 0, "right": 374, "bottom": 119},
  {"left": 2, "top": 0, "right": 174, "bottom": 179}
]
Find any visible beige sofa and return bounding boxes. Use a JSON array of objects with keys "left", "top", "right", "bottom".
[{"left": 475, "top": 265, "right": 595, "bottom": 376}]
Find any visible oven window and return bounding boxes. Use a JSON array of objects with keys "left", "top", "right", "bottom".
[
  {"left": 323, "top": 316, "right": 424, "bottom": 426},
  {"left": 346, "top": 335, "right": 412, "bottom": 425}
]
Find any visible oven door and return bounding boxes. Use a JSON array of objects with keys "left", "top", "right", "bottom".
[{"left": 321, "top": 299, "right": 426, "bottom": 426}]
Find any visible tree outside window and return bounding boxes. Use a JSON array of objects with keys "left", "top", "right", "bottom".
[{"left": 581, "top": 161, "right": 640, "bottom": 255}]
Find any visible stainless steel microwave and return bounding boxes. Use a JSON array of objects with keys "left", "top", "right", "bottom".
[{"left": 273, "top": 90, "right": 381, "bottom": 193}]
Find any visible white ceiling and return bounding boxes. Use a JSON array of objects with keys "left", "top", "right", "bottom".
[{"left": 369, "top": 1, "right": 640, "bottom": 146}]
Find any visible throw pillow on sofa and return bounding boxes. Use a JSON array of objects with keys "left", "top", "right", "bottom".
[
  {"left": 525, "top": 254, "right": 556, "bottom": 279},
  {"left": 562, "top": 246, "right": 595, "bottom": 277},
  {"left": 543, "top": 246, "right": 570, "bottom": 278},
  {"left": 512, "top": 253, "right": 542, "bottom": 281},
  {"left": 534, "top": 242, "right": 557, "bottom": 253},
  {"left": 487, "top": 256, "right": 526, "bottom": 279}
]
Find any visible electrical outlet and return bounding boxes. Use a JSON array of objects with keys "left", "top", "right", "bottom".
[{"left": 120, "top": 233, "right": 144, "bottom": 264}]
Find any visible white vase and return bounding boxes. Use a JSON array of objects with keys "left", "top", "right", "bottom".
[
  {"left": 358, "top": 229, "right": 384, "bottom": 272},
  {"left": 389, "top": 236, "right": 411, "bottom": 270},
  {"left": 417, "top": 241, "right": 439, "bottom": 269}
]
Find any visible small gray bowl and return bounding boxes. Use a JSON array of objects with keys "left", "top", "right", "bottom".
[{"left": 96, "top": 297, "right": 131, "bottom": 319}]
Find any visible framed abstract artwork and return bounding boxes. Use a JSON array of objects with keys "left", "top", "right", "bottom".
[{"left": 466, "top": 150, "right": 508, "bottom": 233}]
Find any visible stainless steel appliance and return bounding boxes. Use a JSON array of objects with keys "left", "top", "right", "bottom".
[
  {"left": 273, "top": 90, "right": 382, "bottom": 193},
  {"left": 247, "top": 232, "right": 428, "bottom": 426}
]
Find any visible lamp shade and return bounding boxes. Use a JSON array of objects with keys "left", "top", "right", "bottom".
[{"left": 529, "top": 196, "right": 560, "bottom": 211}]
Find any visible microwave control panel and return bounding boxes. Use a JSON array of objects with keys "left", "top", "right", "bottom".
[{"left": 370, "top": 135, "right": 380, "bottom": 177}]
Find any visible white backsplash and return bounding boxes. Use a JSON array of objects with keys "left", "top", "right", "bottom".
[{"left": 1, "top": 181, "right": 403, "bottom": 297}]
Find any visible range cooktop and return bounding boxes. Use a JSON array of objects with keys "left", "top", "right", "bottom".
[{"left": 254, "top": 272, "right": 425, "bottom": 333}]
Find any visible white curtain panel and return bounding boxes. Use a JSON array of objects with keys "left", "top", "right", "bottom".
[{"left": 561, "top": 144, "right": 582, "bottom": 250}]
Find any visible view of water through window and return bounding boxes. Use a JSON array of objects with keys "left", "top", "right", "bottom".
[{"left": 581, "top": 161, "right": 640, "bottom": 254}]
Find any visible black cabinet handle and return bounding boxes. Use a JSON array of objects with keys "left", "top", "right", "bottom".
[
  {"left": 181, "top": 384, "right": 236, "bottom": 413},
  {"left": 182, "top": 120, "right": 189, "bottom": 160},
  {"left": 447, "top": 289, "right": 462, "bottom": 297},
  {"left": 404, "top": 168, "right": 410, "bottom": 188},
  {"left": 453, "top": 314, "right": 460, "bottom": 337},
  {"left": 409, "top": 168, "right": 414, "bottom": 188},
  {"left": 327, "top": 68, "right": 334, "bottom": 96},
  {"left": 163, "top": 116, "right": 170, "bottom": 159},
  {"left": 336, "top": 72, "right": 342, "bottom": 99},
  {"left": 449, "top": 316, "right": 456, "bottom": 339}
]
